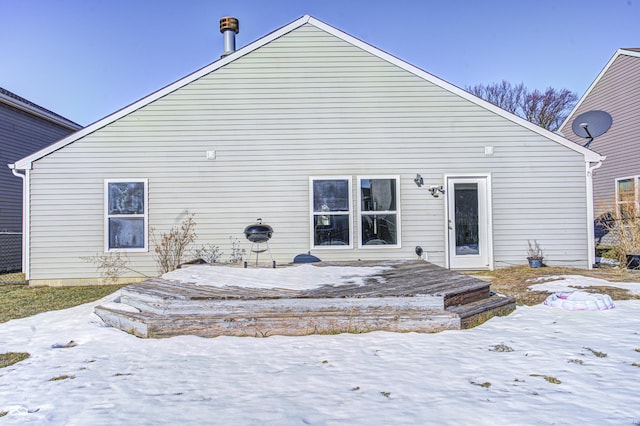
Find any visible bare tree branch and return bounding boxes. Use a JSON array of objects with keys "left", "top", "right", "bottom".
[{"left": 466, "top": 81, "right": 577, "bottom": 131}]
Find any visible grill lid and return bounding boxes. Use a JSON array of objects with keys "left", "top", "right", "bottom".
[{"left": 244, "top": 218, "right": 273, "bottom": 243}]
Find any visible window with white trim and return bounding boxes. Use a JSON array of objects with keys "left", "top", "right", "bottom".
[
  {"left": 105, "top": 179, "right": 148, "bottom": 251},
  {"left": 358, "top": 177, "right": 400, "bottom": 247},
  {"left": 310, "top": 177, "right": 352, "bottom": 248},
  {"left": 616, "top": 176, "right": 639, "bottom": 218}
]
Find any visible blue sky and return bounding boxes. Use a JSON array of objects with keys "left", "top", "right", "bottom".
[{"left": 1, "top": 0, "right": 637, "bottom": 126}]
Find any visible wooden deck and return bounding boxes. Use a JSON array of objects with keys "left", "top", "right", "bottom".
[{"left": 94, "top": 261, "right": 515, "bottom": 338}]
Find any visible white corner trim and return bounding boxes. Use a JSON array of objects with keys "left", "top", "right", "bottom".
[{"left": 585, "top": 160, "right": 604, "bottom": 269}]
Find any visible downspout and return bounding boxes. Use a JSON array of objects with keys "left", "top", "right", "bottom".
[
  {"left": 10, "top": 164, "right": 31, "bottom": 280},
  {"left": 586, "top": 159, "right": 603, "bottom": 269}
]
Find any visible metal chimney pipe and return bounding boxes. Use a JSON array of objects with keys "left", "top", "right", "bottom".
[{"left": 219, "top": 17, "right": 239, "bottom": 57}]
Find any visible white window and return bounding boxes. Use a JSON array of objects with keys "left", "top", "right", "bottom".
[
  {"left": 105, "top": 179, "right": 148, "bottom": 251},
  {"left": 357, "top": 176, "right": 400, "bottom": 247},
  {"left": 310, "top": 177, "right": 352, "bottom": 248},
  {"left": 616, "top": 176, "right": 639, "bottom": 218}
]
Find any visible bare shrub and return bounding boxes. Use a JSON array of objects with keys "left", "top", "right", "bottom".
[
  {"left": 81, "top": 252, "right": 147, "bottom": 283},
  {"left": 228, "top": 236, "right": 246, "bottom": 264},
  {"left": 151, "top": 212, "right": 197, "bottom": 274},
  {"left": 603, "top": 202, "right": 640, "bottom": 265},
  {"left": 191, "top": 243, "right": 223, "bottom": 264}
]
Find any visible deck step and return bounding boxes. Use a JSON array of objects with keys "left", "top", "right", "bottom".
[
  {"left": 447, "top": 295, "right": 516, "bottom": 329},
  {"left": 94, "top": 261, "right": 516, "bottom": 338},
  {"left": 95, "top": 301, "right": 461, "bottom": 338}
]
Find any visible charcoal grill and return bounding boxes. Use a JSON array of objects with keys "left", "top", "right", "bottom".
[{"left": 243, "top": 218, "right": 275, "bottom": 268}]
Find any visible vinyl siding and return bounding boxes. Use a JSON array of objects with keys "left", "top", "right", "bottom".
[
  {"left": 560, "top": 53, "right": 640, "bottom": 217},
  {"left": 27, "top": 24, "right": 590, "bottom": 282},
  {"left": 0, "top": 101, "right": 75, "bottom": 271}
]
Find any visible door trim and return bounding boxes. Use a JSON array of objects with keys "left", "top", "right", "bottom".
[{"left": 444, "top": 174, "right": 493, "bottom": 270}]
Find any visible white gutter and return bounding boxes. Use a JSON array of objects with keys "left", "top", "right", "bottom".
[
  {"left": 586, "top": 158, "right": 604, "bottom": 269},
  {"left": 10, "top": 164, "right": 31, "bottom": 280}
]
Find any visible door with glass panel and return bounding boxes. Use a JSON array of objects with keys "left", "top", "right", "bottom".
[{"left": 446, "top": 176, "right": 491, "bottom": 269}]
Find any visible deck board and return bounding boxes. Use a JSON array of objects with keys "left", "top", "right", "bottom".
[{"left": 95, "top": 260, "right": 515, "bottom": 338}]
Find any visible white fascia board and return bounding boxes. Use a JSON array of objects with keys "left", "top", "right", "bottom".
[
  {"left": 12, "top": 14, "right": 603, "bottom": 169},
  {"left": 307, "top": 16, "right": 603, "bottom": 163},
  {"left": 12, "top": 15, "right": 313, "bottom": 171},
  {"left": 560, "top": 49, "right": 640, "bottom": 132}
]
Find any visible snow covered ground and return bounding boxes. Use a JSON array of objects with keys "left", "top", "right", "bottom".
[{"left": 1, "top": 270, "right": 640, "bottom": 425}]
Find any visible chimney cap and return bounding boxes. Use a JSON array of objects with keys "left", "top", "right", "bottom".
[{"left": 220, "top": 17, "right": 239, "bottom": 34}]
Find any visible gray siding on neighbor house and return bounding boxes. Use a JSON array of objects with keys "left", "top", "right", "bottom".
[
  {"left": 26, "top": 23, "right": 591, "bottom": 283},
  {"left": 560, "top": 52, "right": 640, "bottom": 217},
  {"left": 0, "top": 100, "right": 76, "bottom": 271}
]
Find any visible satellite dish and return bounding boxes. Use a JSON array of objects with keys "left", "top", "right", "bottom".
[{"left": 571, "top": 110, "right": 612, "bottom": 148}]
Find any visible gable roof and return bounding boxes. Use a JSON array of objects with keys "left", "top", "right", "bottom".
[
  {"left": 0, "top": 86, "right": 82, "bottom": 131},
  {"left": 560, "top": 48, "right": 640, "bottom": 131},
  {"left": 10, "top": 15, "right": 602, "bottom": 170}
]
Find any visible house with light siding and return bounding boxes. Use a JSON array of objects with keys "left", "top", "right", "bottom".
[
  {"left": 0, "top": 87, "right": 81, "bottom": 273},
  {"left": 9, "top": 15, "right": 604, "bottom": 286},
  {"left": 559, "top": 48, "right": 640, "bottom": 221}
]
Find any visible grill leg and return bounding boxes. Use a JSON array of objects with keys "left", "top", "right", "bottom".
[{"left": 246, "top": 241, "right": 275, "bottom": 268}]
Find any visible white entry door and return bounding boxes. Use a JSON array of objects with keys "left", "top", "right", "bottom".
[{"left": 446, "top": 176, "right": 492, "bottom": 269}]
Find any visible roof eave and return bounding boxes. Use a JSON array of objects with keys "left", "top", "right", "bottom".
[
  {"left": 0, "top": 90, "right": 82, "bottom": 131},
  {"left": 306, "top": 17, "right": 603, "bottom": 162},
  {"left": 560, "top": 48, "right": 640, "bottom": 131},
  {"left": 12, "top": 14, "right": 601, "bottom": 168},
  {"left": 12, "top": 15, "right": 313, "bottom": 170}
]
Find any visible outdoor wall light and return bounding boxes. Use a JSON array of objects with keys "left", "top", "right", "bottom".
[
  {"left": 428, "top": 185, "right": 445, "bottom": 197},
  {"left": 414, "top": 174, "right": 424, "bottom": 187}
]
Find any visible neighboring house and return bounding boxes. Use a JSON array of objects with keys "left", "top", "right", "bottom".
[
  {"left": 10, "top": 16, "right": 603, "bottom": 286},
  {"left": 0, "top": 87, "right": 81, "bottom": 272},
  {"left": 559, "top": 48, "right": 640, "bottom": 220}
]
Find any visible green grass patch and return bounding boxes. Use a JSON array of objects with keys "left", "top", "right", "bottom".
[
  {"left": 0, "top": 352, "right": 30, "bottom": 368},
  {"left": 0, "top": 284, "right": 128, "bottom": 323},
  {"left": 584, "top": 347, "right": 607, "bottom": 358},
  {"left": 530, "top": 374, "right": 561, "bottom": 384},
  {"left": 48, "top": 375, "right": 75, "bottom": 381},
  {"left": 467, "top": 265, "right": 640, "bottom": 305},
  {"left": 0, "top": 410, "right": 7, "bottom": 417}
]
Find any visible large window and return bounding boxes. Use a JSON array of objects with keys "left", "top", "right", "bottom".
[
  {"left": 616, "top": 176, "right": 639, "bottom": 218},
  {"left": 358, "top": 177, "right": 400, "bottom": 247},
  {"left": 105, "top": 179, "right": 148, "bottom": 251},
  {"left": 310, "top": 177, "right": 352, "bottom": 248}
]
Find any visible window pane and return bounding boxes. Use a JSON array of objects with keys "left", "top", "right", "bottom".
[
  {"left": 313, "top": 180, "right": 349, "bottom": 212},
  {"left": 454, "top": 183, "right": 479, "bottom": 255},
  {"left": 361, "top": 214, "right": 397, "bottom": 245},
  {"left": 617, "top": 178, "right": 635, "bottom": 203},
  {"left": 109, "top": 218, "right": 144, "bottom": 249},
  {"left": 314, "top": 214, "right": 350, "bottom": 246},
  {"left": 361, "top": 179, "right": 396, "bottom": 211},
  {"left": 108, "top": 182, "right": 145, "bottom": 215}
]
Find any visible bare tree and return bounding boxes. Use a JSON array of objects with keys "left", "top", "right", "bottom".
[
  {"left": 466, "top": 80, "right": 578, "bottom": 131},
  {"left": 521, "top": 87, "right": 578, "bottom": 131},
  {"left": 467, "top": 81, "right": 526, "bottom": 115}
]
